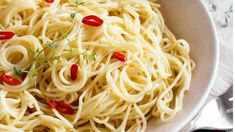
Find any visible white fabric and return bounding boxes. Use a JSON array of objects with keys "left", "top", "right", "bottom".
[{"left": 205, "top": 0, "right": 233, "bottom": 97}]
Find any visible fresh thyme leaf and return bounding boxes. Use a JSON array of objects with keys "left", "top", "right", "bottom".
[
  {"left": 81, "top": 52, "right": 87, "bottom": 58},
  {"left": 13, "top": 66, "right": 22, "bottom": 75},
  {"left": 45, "top": 55, "right": 60, "bottom": 66},
  {"left": 86, "top": 46, "right": 91, "bottom": 51},
  {"left": 29, "top": 69, "right": 37, "bottom": 77},
  {"left": 208, "top": 0, "right": 217, "bottom": 12},
  {"left": 71, "top": 13, "right": 76, "bottom": 19},
  {"left": 90, "top": 52, "right": 97, "bottom": 61},
  {"left": 229, "top": 5, "right": 233, "bottom": 13},
  {"left": 222, "top": 17, "right": 229, "bottom": 27},
  {"left": 222, "top": 5, "right": 233, "bottom": 28},
  {"left": 211, "top": 4, "right": 216, "bottom": 11},
  {"left": 81, "top": 47, "right": 97, "bottom": 61},
  {"left": 34, "top": 49, "right": 44, "bottom": 61},
  {"left": 36, "top": 48, "right": 40, "bottom": 53},
  {"left": 47, "top": 41, "right": 57, "bottom": 49},
  {"left": 70, "top": 0, "right": 85, "bottom": 7}
]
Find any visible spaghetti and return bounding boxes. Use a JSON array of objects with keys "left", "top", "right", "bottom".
[{"left": 0, "top": 0, "right": 194, "bottom": 131}]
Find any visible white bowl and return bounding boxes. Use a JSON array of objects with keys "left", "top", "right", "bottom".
[{"left": 147, "top": 0, "right": 219, "bottom": 131}]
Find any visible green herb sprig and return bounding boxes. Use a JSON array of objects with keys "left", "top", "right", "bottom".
[
  {"left": 70, "top": 0, "right": 85, "bottom": 7},
  {"left": 29, "top": 47, "right": 60, "bottom": 78},
  {"left": 47, "top": 41, "right": 57, "bottom": 49},
  {"left": 13, "top": 66, "right": 22, "bottom": 75},
  {"left": 222, "top": 5, "right": 233, "bottom": 27},
  {"left": 69, "top": 0, "right": 84, "bottom": 20},
  {"left": 80, "top": 46, "right": 97, "bottom": 62},
  {"left": 70, "top": 13, "right": 76, "bottom": 19},
  {"left": 90, "top": 52, "right": 97, "bottom": 61}
]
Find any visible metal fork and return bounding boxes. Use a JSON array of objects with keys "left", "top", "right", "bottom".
[{"left": 182, "top": 85, "right": 233, "bottom": 131}]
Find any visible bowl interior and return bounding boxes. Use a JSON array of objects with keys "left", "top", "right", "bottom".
[{"left": 147, "top": 0, "right": 219, "bottom": 131}]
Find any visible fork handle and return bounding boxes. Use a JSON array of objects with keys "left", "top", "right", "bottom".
[{"left": 193, "top": 129, "right": 233, "bottom": 132}]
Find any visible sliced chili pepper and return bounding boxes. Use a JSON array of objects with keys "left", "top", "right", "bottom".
[
  {"left": 70, "top": 64, "right": 78, "bottom": 80},
  {"left": 112, "top": 52, "right": 127, "bottom": 62},
  {"left": 0, "top": 75, "right": 21, "bottom": 85},
  {"left": 0, "top": 31, "right": 15, "bottom": 40},
  {"left": 82, "top": 15, "right": 104, "bottom": 27},
  {"left": 49, "top": 101, "right": 74, "bottom": 115},
  {"left": 45, "top": 0, "right": 54, "bottom": 3}
]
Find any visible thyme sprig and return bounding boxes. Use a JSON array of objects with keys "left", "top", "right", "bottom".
[
  {"left": 25, "top": 48, "right": 60, "bottom": 77},
  {"left": 69, "top": 0, "right": 84, "bottom": 19},
  {"left": 90, "top": 52, "right": 97, "bottom": 61},
  {"left": 70, "top": 0, "right": 85, "bottom": 7},
  {"left": 81, "top": 46, "right": 97, "bottom": 62},
  {"left": 57, "top": 24, "right": 72, "bottom": 45},
  {"left": 13, "top": 66, "right": 22, "bottom": 75},
  {"left": 208, "top": 1, "right": 233, "bottom": 28},
  {"left": 222, "top": 5, "right": 233, "bottom": 27},
  {"left": 47, "top": 41, "right": 57, "bottom": 49}
]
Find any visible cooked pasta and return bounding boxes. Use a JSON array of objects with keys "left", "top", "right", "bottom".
[{"left": 0, "top": 0, "right": 194, "bottom": 131}]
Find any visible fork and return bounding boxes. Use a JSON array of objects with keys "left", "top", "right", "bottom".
[{"left": 182, "top": 85, "right": 233, "bottom": 131}]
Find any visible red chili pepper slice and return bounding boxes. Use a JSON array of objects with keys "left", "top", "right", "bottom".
[
  {"left": 70, "top": 64, "right": 78, "bottom": 80},
  {"left": 112, "top": 52, "right": 127, "bottom": 62},
  {"left": 82, "top": 15, "right": 104, "bottom": 27},
  {"left": 45, "top": 0, "right": 54, "bottom": 3},
  {"left": 0, "top": 75, "right": 21, "bottom": 85},
  {"left": 49, "top": 101, "right": 74, "bottom": 115},
  {"left": 0, "top": 31, "right": 15, "bottom": 40}
]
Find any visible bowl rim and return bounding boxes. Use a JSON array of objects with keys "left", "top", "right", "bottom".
[{"left": 174, "top": 0, "right": 220, "bottom": 131}]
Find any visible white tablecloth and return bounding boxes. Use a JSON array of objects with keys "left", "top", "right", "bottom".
[{"left": 205, "top": 0, "right": 233, "bottom": 97}]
